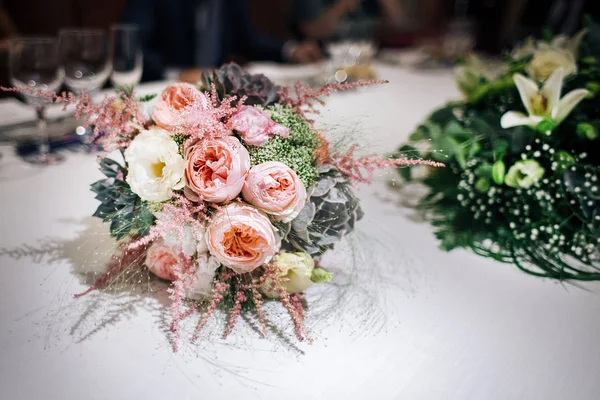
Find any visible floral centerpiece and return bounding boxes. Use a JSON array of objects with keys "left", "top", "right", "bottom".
[
  {"left": 396, "top": 21, "right": 600, "bottom": 280},
  {"left": 10, "top": 63, "right": 440, "bottom": 350}
]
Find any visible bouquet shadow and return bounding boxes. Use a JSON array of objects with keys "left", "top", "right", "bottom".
[{"left": 2, "top": 216, "right": 394, "bottom": 354}]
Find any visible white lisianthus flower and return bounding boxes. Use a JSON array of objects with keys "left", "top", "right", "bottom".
[
  {"left": 124, "top": 128, "right": 185, "bottom": 202},
  {"left": 261, "top": 252, "right": 315, "bottom": 298},
  {"left": 505, "top": 160, "right": 544, "bottom": 189},
  {"left": 500, "top": 68, "right": 589, "bottom": 132},
  {"left": 526, "top": 48, "right": 577, "bottom": 82},
  {"left": 186, "top": 253, "right": 220, "bottom": 300}
]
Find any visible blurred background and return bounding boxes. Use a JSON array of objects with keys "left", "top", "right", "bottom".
[
  {"left": 1, "top": 0, "right": 599, "bottom": 162},
  {"left": 2, "top": 0, "right": 600, "bottom": 90}
]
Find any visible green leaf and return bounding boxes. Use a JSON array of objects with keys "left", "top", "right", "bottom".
[
  {"left": 395, "top": 144, "right": 419, "bottom": 181},
  {"left": 535, "top": 119, "right": 557, "bottom": 133},
  {"left": 492, "top": 160, "right": 506, "bottom": 184},
  {"left": 137, "top": 93, "right": 158, "bottom": 103},
  {"left": 577, "top": 122, "right": 598, "bottom": 140},
  {"left": 475, "top": 163, "right": 493, "bottom": 178},
  {"left": 492, "top": 140, "right": 509, "bottom": 160}
]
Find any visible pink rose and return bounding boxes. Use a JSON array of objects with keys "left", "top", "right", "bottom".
[
  {"left": 152, "top": 82, "right": 209, "bottom": 130},
  {"left": 230, "top": 106, "right": 289, "bottom": 146},
  {"left": 242, "top": 161, "right": 307, "bottom": 223},
  {"left": 145, "top": 239, "right": 190, "bottom": 281},
  {"left": 184, "top": 136, "right": 250, "bottom": 203},
  {"left": 207, "top": 203, "right": 281, "bottom": 274}
]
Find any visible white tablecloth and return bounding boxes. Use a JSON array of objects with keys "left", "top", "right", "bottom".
[{"left": 1, "top": 64, "right": 600, "bottom": 400}]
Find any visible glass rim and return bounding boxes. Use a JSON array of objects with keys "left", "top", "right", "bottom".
[
  {"left": 11, "top": 36, "right": 57, "bottom": 44},
  {"left": 111, "top": 23, "right": 140, "bottom": 32},
  {"left": 59, "top": 28, "right": 106, "bottom": 37}
]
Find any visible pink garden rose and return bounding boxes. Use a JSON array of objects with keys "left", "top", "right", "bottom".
[
  {"left": 184, "top": 136, "right": 250, "bottom": 203},
  {"left": 242, "top": 161, "right": 307, "bottom": 223},
  {"left": 145, "top": 239, "right": 190, "bottom": 281},
  {"left": 230, "top": 106, "right": 289, "bottom": 146},
  {"left": 152, "top": 82, "right": 209, "bottom": 130},
  {"left": 206, "top": 203, "right": 281, "bottom": 274}
]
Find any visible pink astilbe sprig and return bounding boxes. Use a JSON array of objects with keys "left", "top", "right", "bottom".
[
  {"left": 192, "top": 268, "right": 233, "bottom": 342},
  {"left": 1, "top": 86, "right": 147, "bottom": 151},
  {"left": 263, "top": 264, "right": 309, "bottom": 342},
  {"left": 174, "top": 84, "right": 246, "bottom": 142},
  {"left": 333, "top": 144, "right": 446, "bottom": 185},
  {"left": 127, "top": 194, "right": 210, "bottom": 251},
  {"left": 168, "top": 260, "right": 197, "bottom": 352},
  {"left": 223, "top": 281, "right": 249, "bottom": 339},
  {"left": 74, "top": 239, "right": 147, "bottom": 298},
  {"left": 278, "top": 80, "right": 388, "bottom": 120},
  {"left": 250, "top": 282, "right": 267, "bottom": 337}
]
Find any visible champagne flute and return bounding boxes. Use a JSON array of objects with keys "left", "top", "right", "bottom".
[
  {"left": 59, "top": 29, "right": 111, "bottom": 94},
  {"left": 9, "top": 37, "right": 65, "bottom": 165},
  {"left": 110, "top": 24, "right": 143, "bottom": 89}
]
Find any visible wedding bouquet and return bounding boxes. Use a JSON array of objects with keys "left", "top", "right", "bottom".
[
  {"left": 396, "top": 21, "right": 600, "bottom": 280},
  {"left": 18, "top": 63, "right": 438, "bottom": 350}
]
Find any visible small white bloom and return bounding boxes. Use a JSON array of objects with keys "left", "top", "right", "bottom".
[
  {"left": 526, "top": 48, "right": 577, "bottom": 82},
  {"left": 500, "top": 68, "right": 589, "bottom": 130},
  {"left": 186, "top": 253, "right": 220, "bottom": 300},
  {"left": 124, "top": 128, "right": 185, "bottom": 202},
  {"left": 261, "top": 252, "right": 315, "bottom": 298}
]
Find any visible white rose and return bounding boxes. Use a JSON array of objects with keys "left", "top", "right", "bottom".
[
  {"left": 261, "top": 252, "right": 314, "bottom": 298},
  {"left": 526, "top": 49, "right": 577, "bottom": 82},
  {"left": 186, "top": 253, "right": 220, "bottom": 300},
  {"left": 124, "top": 128, "right": 185, "bottom": 202}
]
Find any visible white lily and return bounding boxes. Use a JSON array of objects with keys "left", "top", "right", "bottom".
[{"left": 500, "top": 68, "right": 589, "bottom": 131}]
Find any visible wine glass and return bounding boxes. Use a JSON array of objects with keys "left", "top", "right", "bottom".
[
  {"left": 110, "top": 24, "right": 143, "bottom": 89},
  {"left": 9, "top": 37, "right": 65, "bottom": 164},
  {"left": 59, "top": 29, "right": 111, "bottom": 94}
]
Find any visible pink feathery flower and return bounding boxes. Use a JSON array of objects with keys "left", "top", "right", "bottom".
[
  {"left": 278, "top": 80, "right": 388, "bottom": 120},
  {"left": 1, "top": 86, "right": 147, "bottom": 151},
  {"left": 333, "top": 144, "right": 445, "bottom": 185}
]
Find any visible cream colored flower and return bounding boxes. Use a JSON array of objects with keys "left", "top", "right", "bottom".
[
  {"left": 505, "top": 160, "right": 544, "bottom": 188},
  {"left": 261, "top": 252, "right": 314, "bottom": 298},
  {"left": 526, "top": 48, "right": 577, "bottom": 82},
  {"left": 500, "top": 68, "right": 589, "bottom": 131},
  {"left": 124, "top": 128, "right": 185, "bottom": 202}
]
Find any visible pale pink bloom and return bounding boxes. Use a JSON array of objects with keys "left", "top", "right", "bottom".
[
  {"left": 184, "top": 136, "right": 250, "bottom": 203},
  {"left": 152, "top": 82, "right": 210, "bottom": 130},
  {"left": 230, "top": 106, "right": 289, "bottom": 146},
  {"left": 145, "top": 239, "right": 191, "bottom": 281},
  {"left": 206, "top": 203, "right": 281, "bottom": 274},
  {"left": 242, "top": 161, "right": 307, "bottom": 223}
]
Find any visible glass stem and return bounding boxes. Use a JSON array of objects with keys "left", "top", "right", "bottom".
[{"left": 36, "top": 106, "right": 49, "bottom": 159}]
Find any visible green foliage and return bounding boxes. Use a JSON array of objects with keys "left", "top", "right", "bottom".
[
  {"left": 395, "top": 23, "right": 600, "bottom": 280},
  {"left": 248, "top": 105, "right": 320, "bottom": 186},
  {"left": 137, "top": 93, "right": 158, "bottom": 103},
  {"left": 91, "top": 157, "right": 156, "bottom": 240}
]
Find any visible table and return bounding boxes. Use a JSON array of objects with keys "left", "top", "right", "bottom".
[{"left": 1, "top": 63, "right": 600, "bottom": 400}]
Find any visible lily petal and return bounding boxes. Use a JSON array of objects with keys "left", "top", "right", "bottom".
[
  {"left": 553, "top": 88, "right": 590, "bottom": 123},
  {"left": 513, "top": 74, "right": 539, "bottom": 116},
  {"left": 500, "top": 111, "right": 539, "bottom": 129},
  {"left": 541, "top": 68, "right": 564, "bottom": 112}
]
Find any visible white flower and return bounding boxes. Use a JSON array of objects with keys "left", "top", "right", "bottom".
[
  {"left": 186, "top": 253, "right": 220, "bottom": 300},
  {"left": 124, "top": 128, "right": 185, "bottom": 202},
  {"left": 505, "top": 160, "right": 544, "bottom": 188},
  {"left": 500, "top": 68, "right": 589, "bottom": 131},
  {"left": 541, "top": 29, "right": 587, "bottom": 58},
  {"left": 512, "top": 29, "right": 586, "bottom": 60},
  {"left": 155, "top": 209, "right": 209, "bottom": 256},
  {"left": 261, "top": 252, "right": 314, "bottom": 298},
  {"left": 526, "top": 48, "right": 577, "bottom": 82}
]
